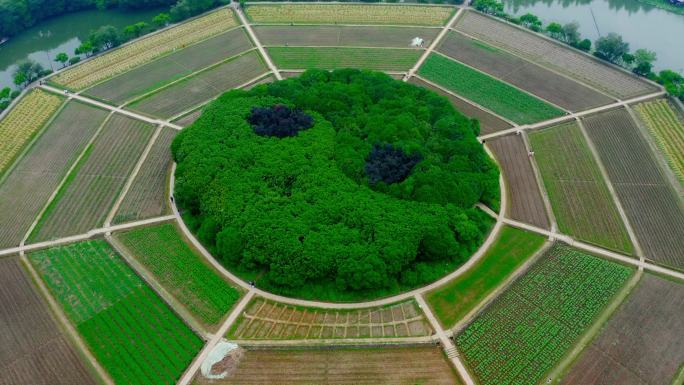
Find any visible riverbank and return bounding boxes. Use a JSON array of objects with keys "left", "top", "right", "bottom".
[{"left": 637, "top": 0, "right": 684, "bottom": 15}]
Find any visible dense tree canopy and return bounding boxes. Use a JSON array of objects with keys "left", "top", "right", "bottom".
[{"left": 172, "top": 69, "right": 499, "bottom": 297}]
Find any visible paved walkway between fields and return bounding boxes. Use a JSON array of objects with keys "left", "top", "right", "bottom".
[
  {"left": 415, "top": 294, "right": 475, "bottom": 385},
  {"left": 38, "top": 84, "right": 183, "bottom": 130},
  {"left": 234, "top": 4, "right": 283, "bottom": 81},
  {"left": 405, "top": 7, "right": 464, "bottom": 81}
]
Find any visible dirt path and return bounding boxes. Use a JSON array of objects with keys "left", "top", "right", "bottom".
[{"left": 234, "top": 4, "right": 283, "bottom": 81}]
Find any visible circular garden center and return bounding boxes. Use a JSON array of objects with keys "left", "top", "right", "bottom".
[{"left": 172, "top": 69, "right": 500, "bottom": 301}]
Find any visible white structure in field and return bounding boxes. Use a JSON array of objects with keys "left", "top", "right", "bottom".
[{"left": 411, "top": 37, "right": 425, "bottom": 48}]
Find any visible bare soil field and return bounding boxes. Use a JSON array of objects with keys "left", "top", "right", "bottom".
[
  {"left": 31, "top": 114, "right": 154, "bottom": 241},
  {"left": 528, "top": 122, "right": 632, "bottom": 253},
  {"left": 561, "top": 274, "right": 684, "bottom": 385},
  {"left": 438, "top": 32, "right": 613, "bottom": 111},
  {"left": 487, "top": 134, "right": 550, "bottom": 229},
  {"left": 583, "top": 108, "right": 684, "bottom": 269},
  {"left": 113, "top": 127, "right": 177, "bottom": 224},
  {"left": 409, "top": 77, "right": 513, "bottom": 135},
  {"left": 86, "top": 27, "right": 253, "bottom": 105},
  {"left": 194, "top": 346, "right": 460, "bottom": 385},
  {"left": 0, "top": 102, "right": 108, "bottom": 249},
  {"left": 455, "top": 11, "right": 658, "bottom": 99},
  {"left": 130, "top": 51, "right": 267, "bottom": 119},
  {"left": 254, "top": 25, "right": 439, "bottom": 48},
  {"left": 228, "top": 298, "right": 432, "bottom": 340},
  {"left": 0, "top": 256, "right": 96, "bottom": 385}
]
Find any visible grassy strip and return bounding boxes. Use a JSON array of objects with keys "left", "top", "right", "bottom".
[
  {"left": 529, "top": 122, "right": 633, "bottom": 253},
  {"left": 114, "top": 223, "right": 241, "bottom": 326},
  {"left": 268, "top": 47, "right": 422, "bottom": 71},
  {"left": 425, "top": 226, "right": 545, "bottom": 328},
  {"left": 418, "top": 53, "right": 564, "bottom": 124}
]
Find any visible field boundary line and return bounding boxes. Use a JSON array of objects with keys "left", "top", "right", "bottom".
[
  {"left": 431, "top": 50, "right": 572, "bottom": 114},
  {"left": 415, "top": 293, "right": 475, "bottom": 385},
  {"left": 232, "top": 336, "right": 437, "bottom": 346},
  {"left": 106, "top": 234, "right": 209, "bottom": 340},
  {"left": 264, "top": 45, "right": 424, "bottom": 50},
  {"left": 280, "top": 69, "right": 406, "bottom": 76},
  {"left": 245, "top": 1, "right": 459, "bottom": 8},
  {"left": 121, "top": 47, "right": 259, "bottom": 107},
  {"left": 78, "top": 25, "right": 247, "bottom": 96},
  {"left": 521, "top": 130, "right": 558, "bottom": 232},
  {"left": 448, "top": 239, "right": 554, "bottom": 335},
  {"left": 235, "top": 4, "right": 283, "bottom": 80},
  {"left": 167, "top": 71, "right": 274, "bottom": 123},
  {"left": 414, "top": 74, "right": 518, "bottom": 127},
  {"left": 18, "top": 254, "right": 116, "bottom": 385},
  {"left": 625, "top": 104, "right": 684, "bottom": 198},
  {"left": 452, "top": 28, "right": 620, "bottom": 104},
  {"left": 478, "top": 90, "right": 666, "bottom": 141},
  {"left": 0, "top": 215, "right": 175, "bottom": 258},
  {"left": 177, "top": 290, "right": 256, "bottom": 385},
  {"left": 0, "top": 95, "right": 69, "bottom": 187},
  {"left": 405, "top": 7, "right": 463, "bottom": 81},
  {"left": 252, "top": 22, "right": 445, "bottom": 28},
  {"left": 40, "top": 85, "right": 183, "bottom": 130},
  {"left": 458, "top": 8, "right": 664, "bottom": 95},
  {"left": 20, "top": 111, "right": 115, "bottom": 248},
  {"left": 544, "top": 270, "right": 643, "bottom": 384},
  {"left": 104, "top": 124, "right": 164, "bottom": 227},
  {"left": 576, "top": 116, "right": 645, "bottom": 262}
]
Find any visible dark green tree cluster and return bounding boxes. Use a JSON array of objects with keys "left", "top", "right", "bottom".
[
  {"left": 249, "top": 105, "right": 313, "bottom": 138},
  {"left": 172, "top": 69, "right": 498, "bottom": 297}
]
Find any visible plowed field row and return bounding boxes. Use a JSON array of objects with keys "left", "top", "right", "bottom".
[
  {"left": 267, "top": 47, "right": 422, "bottom": 71},
  {"left": 255, "top": 25, "right": 440, "bottom": 48}
]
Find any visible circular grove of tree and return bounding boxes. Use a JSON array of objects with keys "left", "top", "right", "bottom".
[{"left": 172, "top": 69, "right": 499, "bottom": 299}]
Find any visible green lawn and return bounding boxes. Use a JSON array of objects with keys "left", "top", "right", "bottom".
[
  {"left": 29, "top": 240, "right": 202, "bottom": 385},
  {"left": 456, "top": 245, "right": 633, "bottom": 385},
  {"left": 115, "top": 223, "right": 242, "bottom": 326},
  {"left": 267, "top": 47, "right": 422, "bottom": 71},
  {"left": 529, "top": 122, "right": 633, "bottom": 253},
  {"left": 418, "top": 53, "right": 564, "bottom": 124},
  {"left": 426, "top": 226, "right": 545, "bottom": 328}
]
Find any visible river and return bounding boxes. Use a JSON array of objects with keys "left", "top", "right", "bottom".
[
  {"left": 0, "top": 7, "right": 163, "bottom": 90},
  {"left": 504, "top": 0, "right": 684, "bottom": 73}
]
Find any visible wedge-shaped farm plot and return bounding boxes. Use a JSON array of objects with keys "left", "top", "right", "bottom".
[
  {"left": 129, "top": 50, "right": 267, "bottom": 119},
  {"left": 246, "top": 4, "right": 454, "bottom": 26},
  {"left": 51, "top": 8, "right": 239, "bottom": 90},
  {"left": 113, "top": 127, "right": 176, "bottom": 224},
  {"left": 194, "top": 346, "right": 461, "bottom": 385},
  {"left": 0, "top": 101, "right": 108, "bottom": 248},
  {"left": 456, "top": 245, "right": 633, "bottom": 385},
  {"left": 267, "top": 47, "right": 422, "bottom": 72},
  {"left": 487, "top": 134, "right": 551, "bottom": 229},
  {"left": 561, "top": 274, "right": 684, "bottom": 385},
  {"left": 454, "top": 11, "right": 658, "bottom": 99},
  {"left": 114, "top": 223, "right": 242, "bottom": 327},
  {"left": 0, "top": 89, "right": 63, "bottom": 177},
  {"left": 634, "top": 99, "right": 684, "bottom": 187},
  {"left": 30, "top": 114, "right": 155, "bottom": 241},
  {"left": 426, "top": 226, "right": 546, "bottom": 329},
  {"left": 0, "top": 257, "right": 97, "bottom": 385},
  {"left": 85, "top": 27, "right": 253, "bottom": 105},
  {"left": 255, "top": 25, "right": 440, "bottom": 48},
  {"left": 529, "top": 122, "right": 633, "bottom": 253},
  {"left": 28, "top": 240, "right": 203, "bottom": 385},
  {"left": 583, "top": 108, "right": 684, "bottom": 269},
  {"left": 437, "top": 32, "right": 614, "bottom": 111},
  {"left": 228, "top": 298, "right": 432, "bottom": 340},
  {"left": 418, "top": 53, "right": 565, "bottom": 125}
]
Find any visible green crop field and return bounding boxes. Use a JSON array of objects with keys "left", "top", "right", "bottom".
[
  {"left": 29, "top": 240, "right": 203, "bottom": 385},
  {"left": 529, "top": 123, "right": 633, "bottom": 253},
  {"left": 418, "top": 53, "right": 564, "bottom": 124},
  {"left": 267, "top": 47, "right": 422, "bottom": 71},
  {"left": 426, "top": 226, "right": 545, "bottom": 328},
  {"left": 115, "top": 223, "right": 242, "bottom": 326},
  {"left": 455, "top": 245, "right": 632, "bottom": 385}
]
